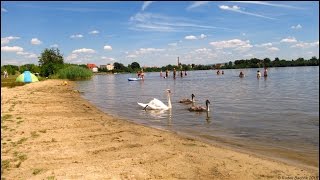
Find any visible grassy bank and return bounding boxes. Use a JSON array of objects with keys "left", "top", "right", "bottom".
[
  {"left": 1, "top": 74, "right": 46, "bottom": 88},
  {"left": 56, "top": 66, "right": 93, "bottom": 80},
  {"left": 1, "top": 75, "right": 25, "bottom": 88}
]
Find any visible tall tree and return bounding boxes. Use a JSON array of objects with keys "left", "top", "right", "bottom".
[
  {"left": 38, "top": 48, "right": 64, "bottom": 77},
  {"left": 38, "top": 48, "right": 64, "bottom": 65},
  {"left": 131, "top": 62, "right": 141, "bottom": 70}
]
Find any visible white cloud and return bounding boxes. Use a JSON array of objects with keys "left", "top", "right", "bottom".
[
  {"left": 200, "top": 34, "right": 207, "bottom": 39},
  {"left": 103, "top": 45, "right": 112, "bottom": 51},
  {"left": 255, "top": 42, "right": 273, "bottom": 47},
  {"left": 26, "top": 54, "right": 38, "bottom": 58},
  {"left": 72, "top": 48, "right": 96, "bottom": 53},
  {"left": 31, "top": 38, "right": 42, "bottom": 45},
  {"left": 230, "top": 1, "right": 302, "bottom": 9},
  {"left": 219, "top": 5, "right": 275, "bottom": 20},
  {"left": 142, "top": 1, "right": 153, "bottom": 11},
  {"left": 219, "top": 5, "right": 240, "bottom": 10},
  {"left": 1, "top": 36, "right": 20, "bottom": 45},
  {"left": 66, "top": 53, "right": 78, "bottom": 61},
  {"left": 50, "top": 44, "right": 59, "bottom": 48},
  {"left": 291, "top": 24, "right": 302, "bottom": 29},
  {"left": 16, "top": 51, "right": 37, "bottom": 58},
  {"left": 126, "top": 48, "right": 165, "bottom": 59},
  {"left": 291, "top": 41, "right": 319, "bottom": 48},
  {"left": 136, "top": 48, "right": 164, "bottom": 54},
  {"left": 129, "top": 12, "right": 230, "bottom": 32},
  {"left": 267, "top": 47, "right": 280, "bottom": 51},
  {"left": 1, "top": 46, "right": 24, "bottom": 52},
  {"left": 210, "top": 39, "right": 252, "bottom": 51},
  {"left": 245, "top": 53, "right": 254, "bottom": 57},
  {"left": 16, "top": 52, "right": 29, "bottom": 55},
  {"left": 185, "top": 35, "right": 197, "bottom": 40},
  {"left": 101, "top": 56, "right": 115, "bottom": 61},
  {"left": 89, "top": 30, "right": 99, "bottom": 34},
  {"left": 187, "top": 1, "right": 209, "bottom": 10},
  {"left": 195, "top": 48, "right": 212, "bottom": 53},
  {"left": 280, "top": 37, "right": 297, "bottom": 43},
  {"left": 126, "top": 54, "right": 137, "bottom": 58},
  {"left": 70, "top": 34, "right": 83, "bottom": 39},
  {"left": 1, "top": 7, "right": 7, "bottom": 12}
]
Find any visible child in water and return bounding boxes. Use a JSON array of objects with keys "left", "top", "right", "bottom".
[{"left": 257, "top": 70, "right": 261, "bottom": 78}]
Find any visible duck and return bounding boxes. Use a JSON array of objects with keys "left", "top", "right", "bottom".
[
  {"left": 188, "top": 100, "right": 210, "bottom": 112},
  {"left": 137, "top": 89, "right": 172, "bottom": 110},
  {"left": 179, "top": 94, "right": 195, "bottom": 104}
]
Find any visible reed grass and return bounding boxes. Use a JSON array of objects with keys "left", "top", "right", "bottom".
[{"left": 56, "top": 66, "right": 93, "bottom": 80}]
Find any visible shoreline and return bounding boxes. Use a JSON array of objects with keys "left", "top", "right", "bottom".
[
  {"left": 1, "top": 80, "right": 318, "bottom": 179},
  {"left": 92, "top": 111, "right": 319, "bottom": 171}
]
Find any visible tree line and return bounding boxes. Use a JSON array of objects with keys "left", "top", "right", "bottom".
[
  {"left": 220, "top": 57, "right": 319, "bottom": 69},
  {"left": 1, "top": 47, "right": 319, "bottom": 76}
]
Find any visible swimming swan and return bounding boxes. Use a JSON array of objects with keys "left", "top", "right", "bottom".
[
  {"left": 188, "top": 100, "right": 210, "bottom": 112},
  {"left": 179, "top": 94, "right": 195, "bottom": 104},
  {"left": 137, "top": 89, "right": 172, "bottom": 110}
]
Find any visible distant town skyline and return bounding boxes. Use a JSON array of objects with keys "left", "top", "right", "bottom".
[{"left": 1, "top": 1, "right": 319, "bottom": 67}]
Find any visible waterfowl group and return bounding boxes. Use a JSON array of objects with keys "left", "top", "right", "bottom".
[
  {"left": 188, "top": 100, "right": 210, "bottom": 112},
  {"left": 138, "top": 91, "right": 211, "bottom": 114},
  {"left": 179, "top": 94, "right": 195, "bottom": 104}
]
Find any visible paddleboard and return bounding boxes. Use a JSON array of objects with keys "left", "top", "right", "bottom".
[{"left": 128, "top": 78, "right": 143, "bottom": 81}]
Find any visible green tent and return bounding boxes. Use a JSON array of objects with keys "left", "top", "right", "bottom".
[{"left": 16, "top": 71, "right": 39, "bottom": 83}]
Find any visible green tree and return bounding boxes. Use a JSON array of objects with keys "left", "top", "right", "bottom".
[
  {"left": 38, "top": 48, "right": 64, "bottom": 77},
  {"left": 113, "top": 62, "right": 127, "bottom": 72},
  {"left": 131, "top": 62, "right": 140, "bottom": 70}
]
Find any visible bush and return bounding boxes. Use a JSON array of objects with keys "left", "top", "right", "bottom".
[{"left": 56, "top": 66, "right": 93, "bottom": 80}]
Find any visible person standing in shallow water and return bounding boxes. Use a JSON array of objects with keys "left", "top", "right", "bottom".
[
  {"left": 140, "top": 69, "right": 145, "bottom": 79},
  {"left": 160, "top": 70, "right": 163, "bottom": 77},
  {"left": 165, "top": 69, "right": 169, "bottom": 78},
  {"left": 264, "top": 68, "right": 268, "bottom": 77},
  {"left": 173, "top": 68, "right": 176, "bottom": 79},
  {"left": 180, "top": 70, "right": 183, "bottom": 77}
]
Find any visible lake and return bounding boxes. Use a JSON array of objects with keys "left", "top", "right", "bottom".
[{"left": 75, "top": 66, "right": 319, "bottom": 168}]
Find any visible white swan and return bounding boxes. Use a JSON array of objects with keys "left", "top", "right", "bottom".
[
  {"left": 188, "top": 100, "right": 210, "bottom": 112},
  {"left": 137, "top": 89, "right": 172, "bottom": 110},
  {"left": 179, "top": 94, "right": 195, "bottom": 104}
]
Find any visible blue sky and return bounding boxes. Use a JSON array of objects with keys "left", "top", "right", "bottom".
[{"left": 1, "top": 1, "right": 319, "bottom": 67}]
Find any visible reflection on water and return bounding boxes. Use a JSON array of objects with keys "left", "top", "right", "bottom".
[{"left": 76, "top": 66, "right": 319, "bottom": 167}]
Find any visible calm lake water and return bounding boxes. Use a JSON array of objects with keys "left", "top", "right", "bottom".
[{"left": 76, "top": 66, "right": 319, "bottom": 168}]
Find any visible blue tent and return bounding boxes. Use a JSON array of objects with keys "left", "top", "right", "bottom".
[{"left": 16, "top": 71, "right": 39, "bottom": 83}]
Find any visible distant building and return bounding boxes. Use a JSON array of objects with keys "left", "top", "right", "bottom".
[
  {"left": 92, "top": 67, "right": 98, "bottom": 72},
  {"left": 100, "top": 65, "right": 107, "bottom": 69},
  {"left": 213, "top": 63, "right": 224, "bottom": 69},
  {"left": 87, "top": 63, "right": 98, "bottom": 72},
  {"left": 106, "top": 64, "right": 114, "bottom": 71}
]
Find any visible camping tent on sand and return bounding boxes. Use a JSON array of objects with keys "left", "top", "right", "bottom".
[{"left": 16, "top": 71, "right": 39, "bottom": 83}]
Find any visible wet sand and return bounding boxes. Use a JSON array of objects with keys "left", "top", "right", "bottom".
[{"left": 1, "top": 80, "right": 318, "bottom": 179}]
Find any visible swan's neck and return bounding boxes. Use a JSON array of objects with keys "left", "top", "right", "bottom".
[{"left": 167, "top": 93, "right": 172, "bottom": 109}]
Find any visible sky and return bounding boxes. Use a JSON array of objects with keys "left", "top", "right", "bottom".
[{"left": 1, "top": 1, "right": 319, "bottom": 67}]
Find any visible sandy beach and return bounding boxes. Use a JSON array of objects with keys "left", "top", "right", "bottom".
[{"left": 1, "top": 79, "right": 318, "bottom": 179}]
